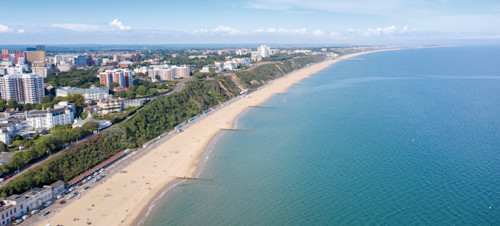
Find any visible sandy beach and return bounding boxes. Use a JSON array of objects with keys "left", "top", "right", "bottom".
[{"left": 38, "top": 50, "right": 386, "bottom": 226}]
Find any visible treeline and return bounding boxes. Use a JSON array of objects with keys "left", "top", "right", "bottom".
[
  {"left": 0, "top": 76, "right": 239, "bottom": 197},
  {"left": 0, "top": 122, "right": 99, "bottom": 176},
  {"left": 46, "top": 68, "right": 100, "bottom": 88},
  {"left": 235, "top": 55, "right": 326, "bottom": 89}
]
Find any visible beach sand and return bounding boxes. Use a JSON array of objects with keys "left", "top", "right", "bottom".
[{"left": 38, "top": 50, "right": 385, "bottom": 226}]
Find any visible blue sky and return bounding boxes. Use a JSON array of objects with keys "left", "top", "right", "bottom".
[{"left": 1, "top": 0, "right": 499, "bottom": 45}]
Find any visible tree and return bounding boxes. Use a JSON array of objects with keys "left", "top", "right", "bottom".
[
  {"left": 147, "top": 88, "right": 157, "bottom": 96},
  {"left": 82, "top": 121, "right": 99, "bottom": 132},
  {"left": 7, "top": 99, "right": 17, "bottom": 109},
  {"left": 64, "top": 94, "right": 85, "bottom": 107},
  {"left": 117, "top": 90, "right": 127, "bottom": 98},
  {"left": 136, "top": 85, "right": 148, "bottom": 95},
  {"left": 0, "top": 99, "right": 6, "bottom": 112},
  {"left": 128, "top": 85, "right": 137, "bottom": 92},
  {"left": 23, "top": 103, "right": 33, "bottom": 111},
  {"left": 0, "top": 142, "right": 6, "bottom": 152},
  {"left": 109, "top": 82, "right": 120, "bottom": 90},
  {"left": 126, "top": 90, "right": 136, "bottom": 99},
  {"left": 41, "top": 95, "right": 52, "bottom": 104}
]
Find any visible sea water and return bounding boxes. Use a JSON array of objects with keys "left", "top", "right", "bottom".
[{"left": 144, "top": 47, "right": 500, "bottom": 225}]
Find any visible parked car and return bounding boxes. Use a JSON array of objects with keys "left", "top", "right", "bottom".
[
  {"left": 67, "top": 194, "right": 75, "bottom": 200},
  {"left": 30, "top": 209, "right": 39, "bottom": 215},
  {"left": 42, "top": 211, "right": 50, "bottom": 216},
  {"left": 13, "top": 219, "right": 22, "bottom": 224},
  {"left": 44, "top": 201, "right": 52, "bottom": 207},
  {"left": 84, "top": 186, "right": 90, "bottom": 190},
  {"left": 39, "top": 205, "right": 46, "bottom": 210},
  {"left": 22, "top": 214, "right": 30, "bottom": 220},
  {"left": 68, "top": 187, "right": 75, "bottom": 192},
  {"left": 59, "top": 200, "right": 66, "bottom": 204},
  {"left": 0, "top": 178, "right": 5, "bottom": 182}
]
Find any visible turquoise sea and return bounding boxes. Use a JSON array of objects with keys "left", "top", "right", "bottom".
[{"left": 144, "top": 47, "right": 500, "bottom": 225}]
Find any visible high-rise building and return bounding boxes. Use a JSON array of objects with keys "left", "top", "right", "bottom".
[
  {"left": 2, "top": 49, "right": 21, "bottom": 55},
  {"left": 99, "top": 71, "right": 113, "bottom": 87},
  {"left": 24, "top": 51, "right": 46, "bottom": 64},
  {"left": 99, "top": 69, "right": 133, "bottom": 88},
  {"left": 32, "top": 61, "right": 51, "bottom": 78},
  {"left": 54, "top": 54, "right": 76, "bottom": 65},
  {"left": 147, "top": 65, "right": 190, "bottom": 82},
  {"left": 36, "top": 45, "right": 46, "bottom": 51},
  {"left": 257, "top": 45, "right": 271, "bottom": 58},
  {"left": 0, "top": 73, "right": 45, "bottom": 104},
  {"left": 74, "top": 55, "right": 87, "bottom": 67}
]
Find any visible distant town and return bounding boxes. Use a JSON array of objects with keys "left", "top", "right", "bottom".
[{"left": 0, "top": 44, "right": 386, "bottom": 225}]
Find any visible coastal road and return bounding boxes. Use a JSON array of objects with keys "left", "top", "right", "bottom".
[{"left": 0, "top": 78, "right": 193, "bottom": 188}]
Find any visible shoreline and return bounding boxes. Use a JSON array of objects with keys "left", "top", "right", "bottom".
[{"left": 39, "top": 49, "right": 393, "bottom": 226}]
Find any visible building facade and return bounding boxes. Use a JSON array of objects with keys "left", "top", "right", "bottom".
[
  {"left": 26, "top": 101, "right": 75, "bottom": 129},
  {"left": 0, "top": 181, "right": 62, "bottom": 226},
  {"left": 99, "top": 69, "right": 133, "bottom": 88},
  {"left": 148, "top": 65, "right": 190, "bottom": 82},
  {"left": 0, "top": 73, "right": 44, "bottom": 104},
  {"left": 56, "top": 85, "right": 110, "bottom": 101}
]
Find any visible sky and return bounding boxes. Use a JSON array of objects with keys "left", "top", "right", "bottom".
[{"left": 1, "top": 0, "right": 499, "bottom": 45}]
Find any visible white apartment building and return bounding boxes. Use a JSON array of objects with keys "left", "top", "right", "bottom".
[
  {"left": 57, "top": 63, "right": 72, "bottom": 72},
  {"left": 133, "top": 66, "right": 151, "bottom": 74},
  {"left": 0, "top": 73, "right": 44, "bottom": 104},
  {"left": 26, "top": 101, "right": 75, "bottom": 129},
  {"left": 56, "top": 85, "right": 110, "bottom": 101},
  {"left": 0, "top": 180, "right": 64, "bottom": 226},
  {"left": 0, "top": 118, "right": 23, "bottom": 145},
  {"left": 32, "top": 66, "right": 51, "bottom": 78},
  {"left": 148, "top": 65, "right": 190, "bottom": 82},
  {"left": 258, "top": 45, "right": 271, "bottom": 58}
]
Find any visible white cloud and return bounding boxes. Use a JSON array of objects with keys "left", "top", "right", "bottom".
[
  {"left": 0, "top": 24, "right": 13, "bottom": 33},
  {"left": 190, "top": 26, "right": 242, "bottom": 36},
  {"left": 17, "top": 29, "right": 25, "bottom": 33},
  {"left": 212, "top": 26, "right": 241, "bottom": 35},
  {"left": 253, "top": 27, "right": 307, "bottom": 35},
  {"left": 347, "top": 25, "right": 416, "bottom": 36},
  {"left": 52, "top": 24, "right": 100, "bottom": 32},
  {"left": 109, "top": 19, "right": 131, "bottom": 30},
  {"left": 313, "top": 29, "right": 325, "bottom": 36}
]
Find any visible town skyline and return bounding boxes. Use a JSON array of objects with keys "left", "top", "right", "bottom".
[{"left": 1, "top": 0, "right": 499, "bottom": 45}]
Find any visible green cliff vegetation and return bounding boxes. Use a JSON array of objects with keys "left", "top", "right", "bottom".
[
  {"left": 235, "top": 55, "right": 326, "bottom": 89},
  {"left": 0, "top": 76, "right": 239, "bottom": 197}
]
